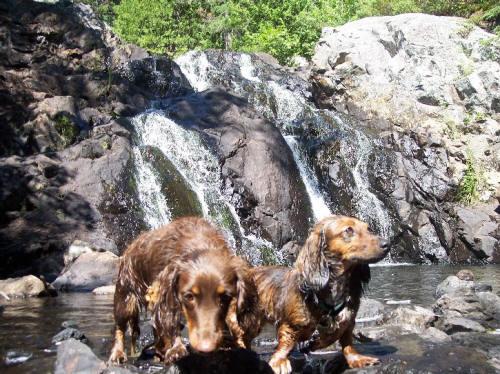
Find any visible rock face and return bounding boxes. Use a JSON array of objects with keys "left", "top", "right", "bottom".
[
  {"left": 310, "top": 13, "right": 499, "bottom": 263},
  {"left": 166, "top": 89, "right": 313, "bottom": 248},
  {"left": 0, "top": 0, "right": 191, "bottom": 280}
]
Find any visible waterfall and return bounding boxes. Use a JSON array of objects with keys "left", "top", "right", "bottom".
[
  {"left": 131, "top": 110, "right": 279, "bottom": 266},
  {"left": 132, "top": 146, "right": 171, "bottom": 229},
  {"left": 174, "top": 50, "right": 394, "bottom": 254},
  {"left": 284, "top": 135, "right": 332, "bottom": 221}
]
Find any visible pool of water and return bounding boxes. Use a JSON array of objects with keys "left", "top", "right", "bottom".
[{"left": 1, "top": 265, "right": 499, "bottom": 373}]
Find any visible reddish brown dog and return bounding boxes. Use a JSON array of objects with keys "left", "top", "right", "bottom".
[
  {"left": 108, "top": 217, "right": 257, "bottom": 365},
  {"left": 247, "top": 216, "right": 390, "bottom": 374}
]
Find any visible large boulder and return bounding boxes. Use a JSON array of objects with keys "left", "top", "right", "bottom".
[
  {"left": 0, "top": 275, "right": 53, "bottom": 297},
  {"left": 310, "top": 13, "right": 500, "bottom": 263},
  {"left": 165, "top": 89, "right": 313, "bottom": 250},
  {"left": 52, "top": 251, "right": 119, "bottom": 291}
]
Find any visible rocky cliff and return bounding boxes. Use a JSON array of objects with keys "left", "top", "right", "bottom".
[
  {"left": 0, "top": 0, "right": 191, "bottom": 280},
  {"left": 310, "top": 14, "right": 499, "bottom": 263}
]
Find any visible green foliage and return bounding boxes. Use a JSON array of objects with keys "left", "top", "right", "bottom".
[
  {"left": 456, "top": 149, "right": 483, "bottom": 204},
  {"left": 77, "top": 0, "right": 499, "bottom": 65},
  {"left": 54, "top": 115, "right": 78, "bottom": 147}
]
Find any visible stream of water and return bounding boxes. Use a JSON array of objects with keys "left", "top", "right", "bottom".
[{"left": 2, "top": 265, "right": 499, "bottom": 374}]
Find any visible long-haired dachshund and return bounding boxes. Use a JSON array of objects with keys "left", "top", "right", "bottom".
[
  {"left": 248, "top": 216, "right": 390, "bottom": 374},
  {"left": 108, "top": 217, "right": 257, "bottom": 365}
]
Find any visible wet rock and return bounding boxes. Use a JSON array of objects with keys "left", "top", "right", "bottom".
[
  {"left": 61, "top": 320, "right": 79, "bottom": 329},
  {"left": 0, "top": 275, "right": 53, "bottom": 297},
  {"left": 476, "top": 291, "right": 500, "bottom": 322},
  {"left": 436, "top": 316, "right": 486, "bottom": 334},
  {"left": 4, "top": 350, "right": 33, "bottom": 366},
  {"left": 139, "top": 145, "right": 203, "bottom": 219},
  {"left": 166, "top": 89, "right": 313, "bottom": 249},
  {"left": 92, "top": 285, "right": 115, "bottom": 295},
  {"left": 435, "top": 275, "right": 474, "bottom": 299},
  {"left": 383, "top": 306, "right": 436, "bottom": 333},
  {"left": 356, "top": 298, "right": 385, "bottom": 325},
  {"left": 310, "top": 13, "right": 500, "bottom": 263},
  {"left": 456, "top": 269, "right": 474, "bottom": 281},
  {"left": 420, "top": 326, "right": 452, "bottom": 343},
  {"left": 52, "top": 251, "right": 119, "bottom": 291},
  {"left": 54, "top": 339, "right": 106, "bottom": 374},
  {"left": 64, "top": 240, "right": 94, "bottom": 266},
  {"left": 52, "top": 327, "right": 87, "bottom": 344}
]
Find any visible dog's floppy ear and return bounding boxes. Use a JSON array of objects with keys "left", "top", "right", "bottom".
[
  {"left": 152, "top": 262, "right": 181, "bottom": 339},
  {"left": 297, "top": 223, "right": 330, "bottom": 292},
  {"left": 226, "top": 258, "right": 259, "bottom": 348}
]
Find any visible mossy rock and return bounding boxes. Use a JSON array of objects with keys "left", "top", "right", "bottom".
[{"left": 140, "top": 146, "right": 202, "bottom": 219}]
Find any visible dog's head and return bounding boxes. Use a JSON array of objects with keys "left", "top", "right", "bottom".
[
  {"left": 152, "top": 249, "right": 255, "bottom": 354},
  {"left": 296, "top": 216, "right": 390, "bottom": 291}
]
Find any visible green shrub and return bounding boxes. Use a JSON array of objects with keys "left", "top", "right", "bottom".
[{"left": 456, "top": 149, "right": 482, "bottom": 204}]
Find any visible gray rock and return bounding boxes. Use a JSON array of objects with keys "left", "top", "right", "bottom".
[
  {"left": 52, "top": 328, "right": 87, "bottom": 344},
  {"left": 383, "top": 305, "right": 436, "bottom": 333},
  {"left": 92, "top": 285, "right": 115, "bottom": 295},
  {"left": 420, "top": 326, "right": 452, "bottom": 343},
  {"left": 0, "top": 275, "right": 51, "bottom": 298},
  {"left": 54, "top": 339, "right": 106, "bottom": 374},
  {"left": 435, "top": 275, "right": 474, "bottom": 298},
  {"left": 476, "top": 291, "right": 500, "bottom": 321},
  {"left": 310, "top": 13, "right": 500, "bottom": 263},
  {"left": 435, "top": 316, "right": 486, "bottom": 334},
  {"left": 52, "top": 251, "right": 119, "bottom": 291},
  {"left": 356, "top": 298, "right": 385, "bottom": 325},
  {"left": 166, "top": 89, "right": 313, "bottom": 250}
]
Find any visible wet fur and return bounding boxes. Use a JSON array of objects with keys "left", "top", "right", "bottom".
[
  {"left": 108, "top": 217, "right": 258, "bottom": 365},
  {"left": 247, "top": 216, "right": 390, "bottom": 374}
]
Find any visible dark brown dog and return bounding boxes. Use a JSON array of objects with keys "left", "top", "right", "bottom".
[
  {"left": 247, "top": 216, "right": 390, "bottom": 374},
  {"left": 108, "top": 217, "right": 257, "bottom": 365}
]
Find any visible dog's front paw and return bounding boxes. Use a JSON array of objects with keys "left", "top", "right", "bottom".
[
  {"left": 268, "top": 356, "right": 292, "bottom": 374},
  {"left": 108, "top": 348, "right": 127, "bottom": 365},
  {"left": 163, "top": 344, "right": 188, "bottom": 365},
  {"left": 345, "top": 353, "right": 380, "bottom": 368}
]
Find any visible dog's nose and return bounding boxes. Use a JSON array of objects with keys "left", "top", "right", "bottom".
[
  {"left": 195, "top": 339, "right": 216, "bottom": 353},
  {"left": 379, "top": 239, "right": 390, "bottom": 253}
]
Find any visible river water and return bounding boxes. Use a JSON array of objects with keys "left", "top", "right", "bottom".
[{"left": 1, "top": 264, "right": 499, "bottom": 373}]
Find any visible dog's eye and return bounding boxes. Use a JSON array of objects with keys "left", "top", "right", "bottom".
[
  {"left": 183, "top": 293, "right": 194, "bottom": 302},
  {"left": 344, "top": 227, "right": 355, "bottom": 237}
]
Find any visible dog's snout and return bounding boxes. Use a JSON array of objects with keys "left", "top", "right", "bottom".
[
  {"left": 194, "top": 338, "right": 217, "bottom": 353},
  {"left": 379, "top": 239, "right": 390, "bottom": 252}
]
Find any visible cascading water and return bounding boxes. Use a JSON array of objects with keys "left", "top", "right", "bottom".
[
  {"left": 131, "top": 110, "right": 280, "bottom": 266},
  {"left": 175, "top": 50, "right": 393, "bottom": 241},
  {"left": 284, "top": 135, "right": 332, "bottom": 221},
  {"left": 132, "top": 146, "right": 171, "bottom": 229}
]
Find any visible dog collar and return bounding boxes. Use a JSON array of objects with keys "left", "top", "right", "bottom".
[{"left": 318, "top": 299, "right": 346, "bottom": 317}]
